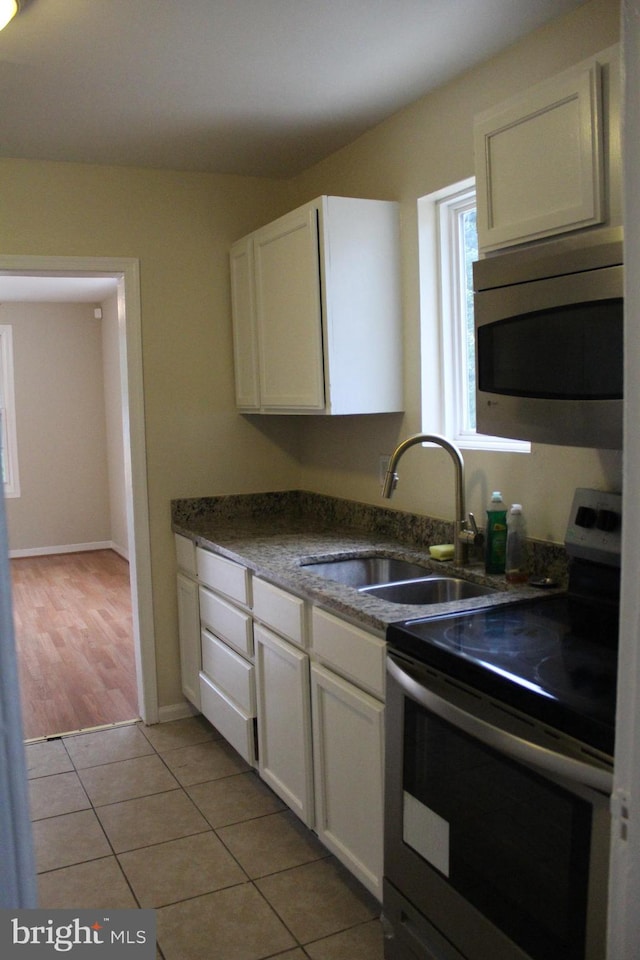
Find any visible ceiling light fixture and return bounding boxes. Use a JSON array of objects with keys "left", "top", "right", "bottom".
[{"left": 0, "top": 0, "right": 19, "bottom": 31}]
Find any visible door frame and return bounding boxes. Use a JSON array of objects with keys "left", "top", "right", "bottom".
[{"left": 0, "top": 254, "right": 157, "bottom": 725}]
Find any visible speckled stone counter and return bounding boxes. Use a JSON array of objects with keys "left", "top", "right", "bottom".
[{"left": 171, "top": 491, "right": 568, "bottom": 635}]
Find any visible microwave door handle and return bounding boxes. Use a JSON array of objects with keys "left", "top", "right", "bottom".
[{"left": 387, "top": 656, "right": 613, "bottom": 795}]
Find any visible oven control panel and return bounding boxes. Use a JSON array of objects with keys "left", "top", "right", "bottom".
[{"left": 565, "top": 487, "right": 622, "bottom": 566}]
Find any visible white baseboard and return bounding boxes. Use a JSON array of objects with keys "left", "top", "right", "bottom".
[
  {"left": 110, "top": 542, "right": 130, "bottom": 561},
  {"left": 9, "top": 541, "right": 127, "bottom": 559}
]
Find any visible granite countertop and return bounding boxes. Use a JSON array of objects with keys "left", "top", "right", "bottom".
[{"left": 171, "top": 491, "right": 567, "bottom": 636}]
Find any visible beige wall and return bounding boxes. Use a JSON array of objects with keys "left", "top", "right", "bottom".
[
  {"left": 0, "top": 0, "right": 622, "bottom": 712},
  {"left": 0, "top": 161, "right": 297, "bottom": 706},
  {"left": 286, "top": 0, "right": 622, "bottom": 545},
  {"left": 3, "top": 302, "right": 111, "bottom": 551}
]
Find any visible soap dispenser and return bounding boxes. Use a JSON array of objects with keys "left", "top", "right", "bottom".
[{"left": 485, "top": 491, "right": 507, "bottom": 575}]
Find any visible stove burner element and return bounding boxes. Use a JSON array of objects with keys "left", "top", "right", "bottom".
[
  {"left": 536, "top": 647, "right": 616, "bottom": 706},
  {"left": 443, "top": 617, "right": 558, "bottom": 658}
]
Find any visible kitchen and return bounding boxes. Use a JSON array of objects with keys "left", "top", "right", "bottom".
[{"left": 1, "top": 0, "right": 639, "bottom": 955}]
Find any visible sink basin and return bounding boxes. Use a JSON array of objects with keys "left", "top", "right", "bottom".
[
  {"left": 301, "top": 554, "right": 496, "bottom": 606},
  {"left": 300, "top": 555, "right": 432, "bottom": 588},
  {"left": 361, "top": 576, "right": 496, "bottom": 604}
]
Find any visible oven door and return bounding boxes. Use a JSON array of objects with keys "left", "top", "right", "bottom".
[{"left": 384, "top": 652, "right": 613, "bottom": 960}]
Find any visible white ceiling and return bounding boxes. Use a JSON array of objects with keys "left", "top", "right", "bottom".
[
  {"left": 1, "top": 0, "right": 587, "bottom": 179},
  {"left": 0, "top": 0, "right": 588, "bottom": 302}
]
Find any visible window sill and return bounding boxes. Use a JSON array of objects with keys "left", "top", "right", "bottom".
[{"left": 453, "top": 433, "right": 530, "bottom": 453}]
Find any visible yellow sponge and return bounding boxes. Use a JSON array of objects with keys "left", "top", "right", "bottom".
[{"left": 429, "top": 544, "right": 455, "bottom": 561}]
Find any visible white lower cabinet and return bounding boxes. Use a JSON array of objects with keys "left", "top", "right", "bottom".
[
  {"left": 175, "top": 543, "right": 386, "bottom": 898},
  {"left": 176, "top": 572, "right": 201, "bottom": 709},
  {"left": 175, "top": 534, "right": 201, "bottom": 710},
  {"left": 195, "top": 549, "right": 257, "bottom": 766},
  {"left": 199, "top": 625, "right": 257, "bottom": 767},
  {"left": 199, "top": 669, "right": 257, "bottom": 765},
  {"left": 310, "top": 661, "right": 385, "bottom": 900},
  {"left": 254, "top": 622, "right": 314, "bottom": 827}
]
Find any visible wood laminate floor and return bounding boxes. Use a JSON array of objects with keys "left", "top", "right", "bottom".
[{"left": 11, "top": 550, "right": 138, "bottom": 741}]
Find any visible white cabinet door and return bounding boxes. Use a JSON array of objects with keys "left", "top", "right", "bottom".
[
  {"left": 475, "top": 55, "right": 609, "bottom": 251},
  {"left": 230, "top": 236, "right": 260, "bottom": 410},
  {"left": 254, "top": 204, "right": 325, "bottom": 411},
  {"left": 254, "top": 623, "right": 314, "bottom": 826},
  {"left": 230, "top": 196, "right": 403, "bottom": 415},
  {"left": 176, "top": 572, "right": 201, "bottom": 709},
  {"left": 311, "top": 662, "right": 385, "bottom": 900}
]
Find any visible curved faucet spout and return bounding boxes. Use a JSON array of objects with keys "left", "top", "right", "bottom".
[{"left": 381, "top": 433, "right": 469, "bottom": 565}]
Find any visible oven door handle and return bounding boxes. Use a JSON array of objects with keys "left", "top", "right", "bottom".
[{"left": 387, "top": 655, "right": 613, "bottom": 795}]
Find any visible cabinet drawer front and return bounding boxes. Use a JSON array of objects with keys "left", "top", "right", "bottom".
[
  {"left": 311, "top": 608, "right": 386, "bottom": 699},
  {"left": 175, "top": 534, "right": 197, "bottom": 577},
  {"left": 199, "top": 586, "right": 253, "bottom": 658},
  {"left": 197, "top": 547, "right": 250, "bottom": 606},
  {"left": 201, "top": 630, "right": 255, "bottom": 715},
  {"left": 199, "top": 672, "right": 256, "bottom": 767},
  {"left": 252, "top": 577, "right": 306, "bottom": 648}
]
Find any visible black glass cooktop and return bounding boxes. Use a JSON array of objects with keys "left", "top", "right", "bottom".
[{"left": 387, "top": 595, "right": 617, "bottom": 755}]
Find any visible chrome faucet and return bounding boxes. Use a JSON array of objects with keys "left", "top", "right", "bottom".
[{"left": 381, "top": 433, "right": 479, "bottom": 565}]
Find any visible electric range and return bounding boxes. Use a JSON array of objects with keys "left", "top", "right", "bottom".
[{"left": 387, "top": 487, "right": 621, "bottom": 756}]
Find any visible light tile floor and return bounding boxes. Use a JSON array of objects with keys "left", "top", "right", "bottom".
[{"left": 26, "top": 716, "right": 384, "bottom": 960}]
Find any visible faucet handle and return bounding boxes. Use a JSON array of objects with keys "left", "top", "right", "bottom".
[
  {"left": 381, "top": 470, "right": 399, "bottom": 498},
  {"left": 459, "top": 513, "right": 484, "bottom": 551}
]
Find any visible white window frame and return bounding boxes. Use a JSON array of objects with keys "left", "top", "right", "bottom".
[
  {"left": 419, "top": 179, "right": 530, "bottom": 453},
  {"left": 0, "top": 325, "right": 20, "bottom": 498}
]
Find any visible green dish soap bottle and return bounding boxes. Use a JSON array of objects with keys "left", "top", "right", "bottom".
[{"left": 485, "top": 491, "right": 507, "bottom": 574}]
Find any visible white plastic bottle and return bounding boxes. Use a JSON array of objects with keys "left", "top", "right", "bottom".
[{"left": 505, "top": 503, "right": 527, "bottom": 583}]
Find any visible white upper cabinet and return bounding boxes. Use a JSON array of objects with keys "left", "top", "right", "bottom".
[
  {"left": 474, "top": 44, "right": 621, "bottom": 253},
  {"left": 230, "top": 196, "right": 403, "bottom": 415},
  {"left": 254, "top": 203, "right": 326, "bottom": 411},
  {"left": 229, "top": 237, "right": 260, "bottom": 409}
]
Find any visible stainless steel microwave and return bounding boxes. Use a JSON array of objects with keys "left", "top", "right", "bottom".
[{"left": 473, "top": 227, "right": 623, "bottom": 449}]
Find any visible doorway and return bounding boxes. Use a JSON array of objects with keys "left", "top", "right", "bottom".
[
  {"left": 12, "top": 549, "right": 137, "bottom": 739},
  {"left": 0, "top": 255, "right": 157, "bottom": 735}
]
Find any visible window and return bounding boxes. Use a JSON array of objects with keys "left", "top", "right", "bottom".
[
  {"left": 419, "top": 180, "right": 529, "bottom": 453},
  {"left": 0, "top": 325, "right": 20, "bottom": 497}
]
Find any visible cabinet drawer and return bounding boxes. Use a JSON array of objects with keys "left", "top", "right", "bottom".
[
  {"left": 197, "top": 547, "right": 250, "bottom": 606},
  {"left": 175, "top": 534, "right": 197, "bottom": 577},
  {"left": 252, "top": 577, "right": 306, "bottom": 648},
  {"left": 201, "top": 630, "right": 255, "bottom": 715},
  {"left": 199, "top": 672, "right": 256, "bottom": 767},
  {"left": 311, "top": 608, "right": 386, "bottom": 699},
  {"left": 199, "top": 586, "right": 253, "bottom": 658}
]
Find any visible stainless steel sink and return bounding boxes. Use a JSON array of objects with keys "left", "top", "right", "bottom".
[
  {"left": 300, "top": 554, "right": 496, "bottom": 606},
  {"left": 361, "top": 576, "right": 495, "bottom": 604},
  {"left": 300, "top": 555, "right": 432, "bottom": 588}
]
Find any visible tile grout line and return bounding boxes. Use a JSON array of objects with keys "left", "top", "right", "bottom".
[
  {"left": 61, "top": 733, "right": 146, "bottom": 914},
  {"left": 123, "top": 730, "right": 314, "bottom": 956},
  {"left": 30, "top": 720, "right": 383, "bottom": 958},
  {"left": 136, "top": 729, "right": 320, "bottom": 953}
]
